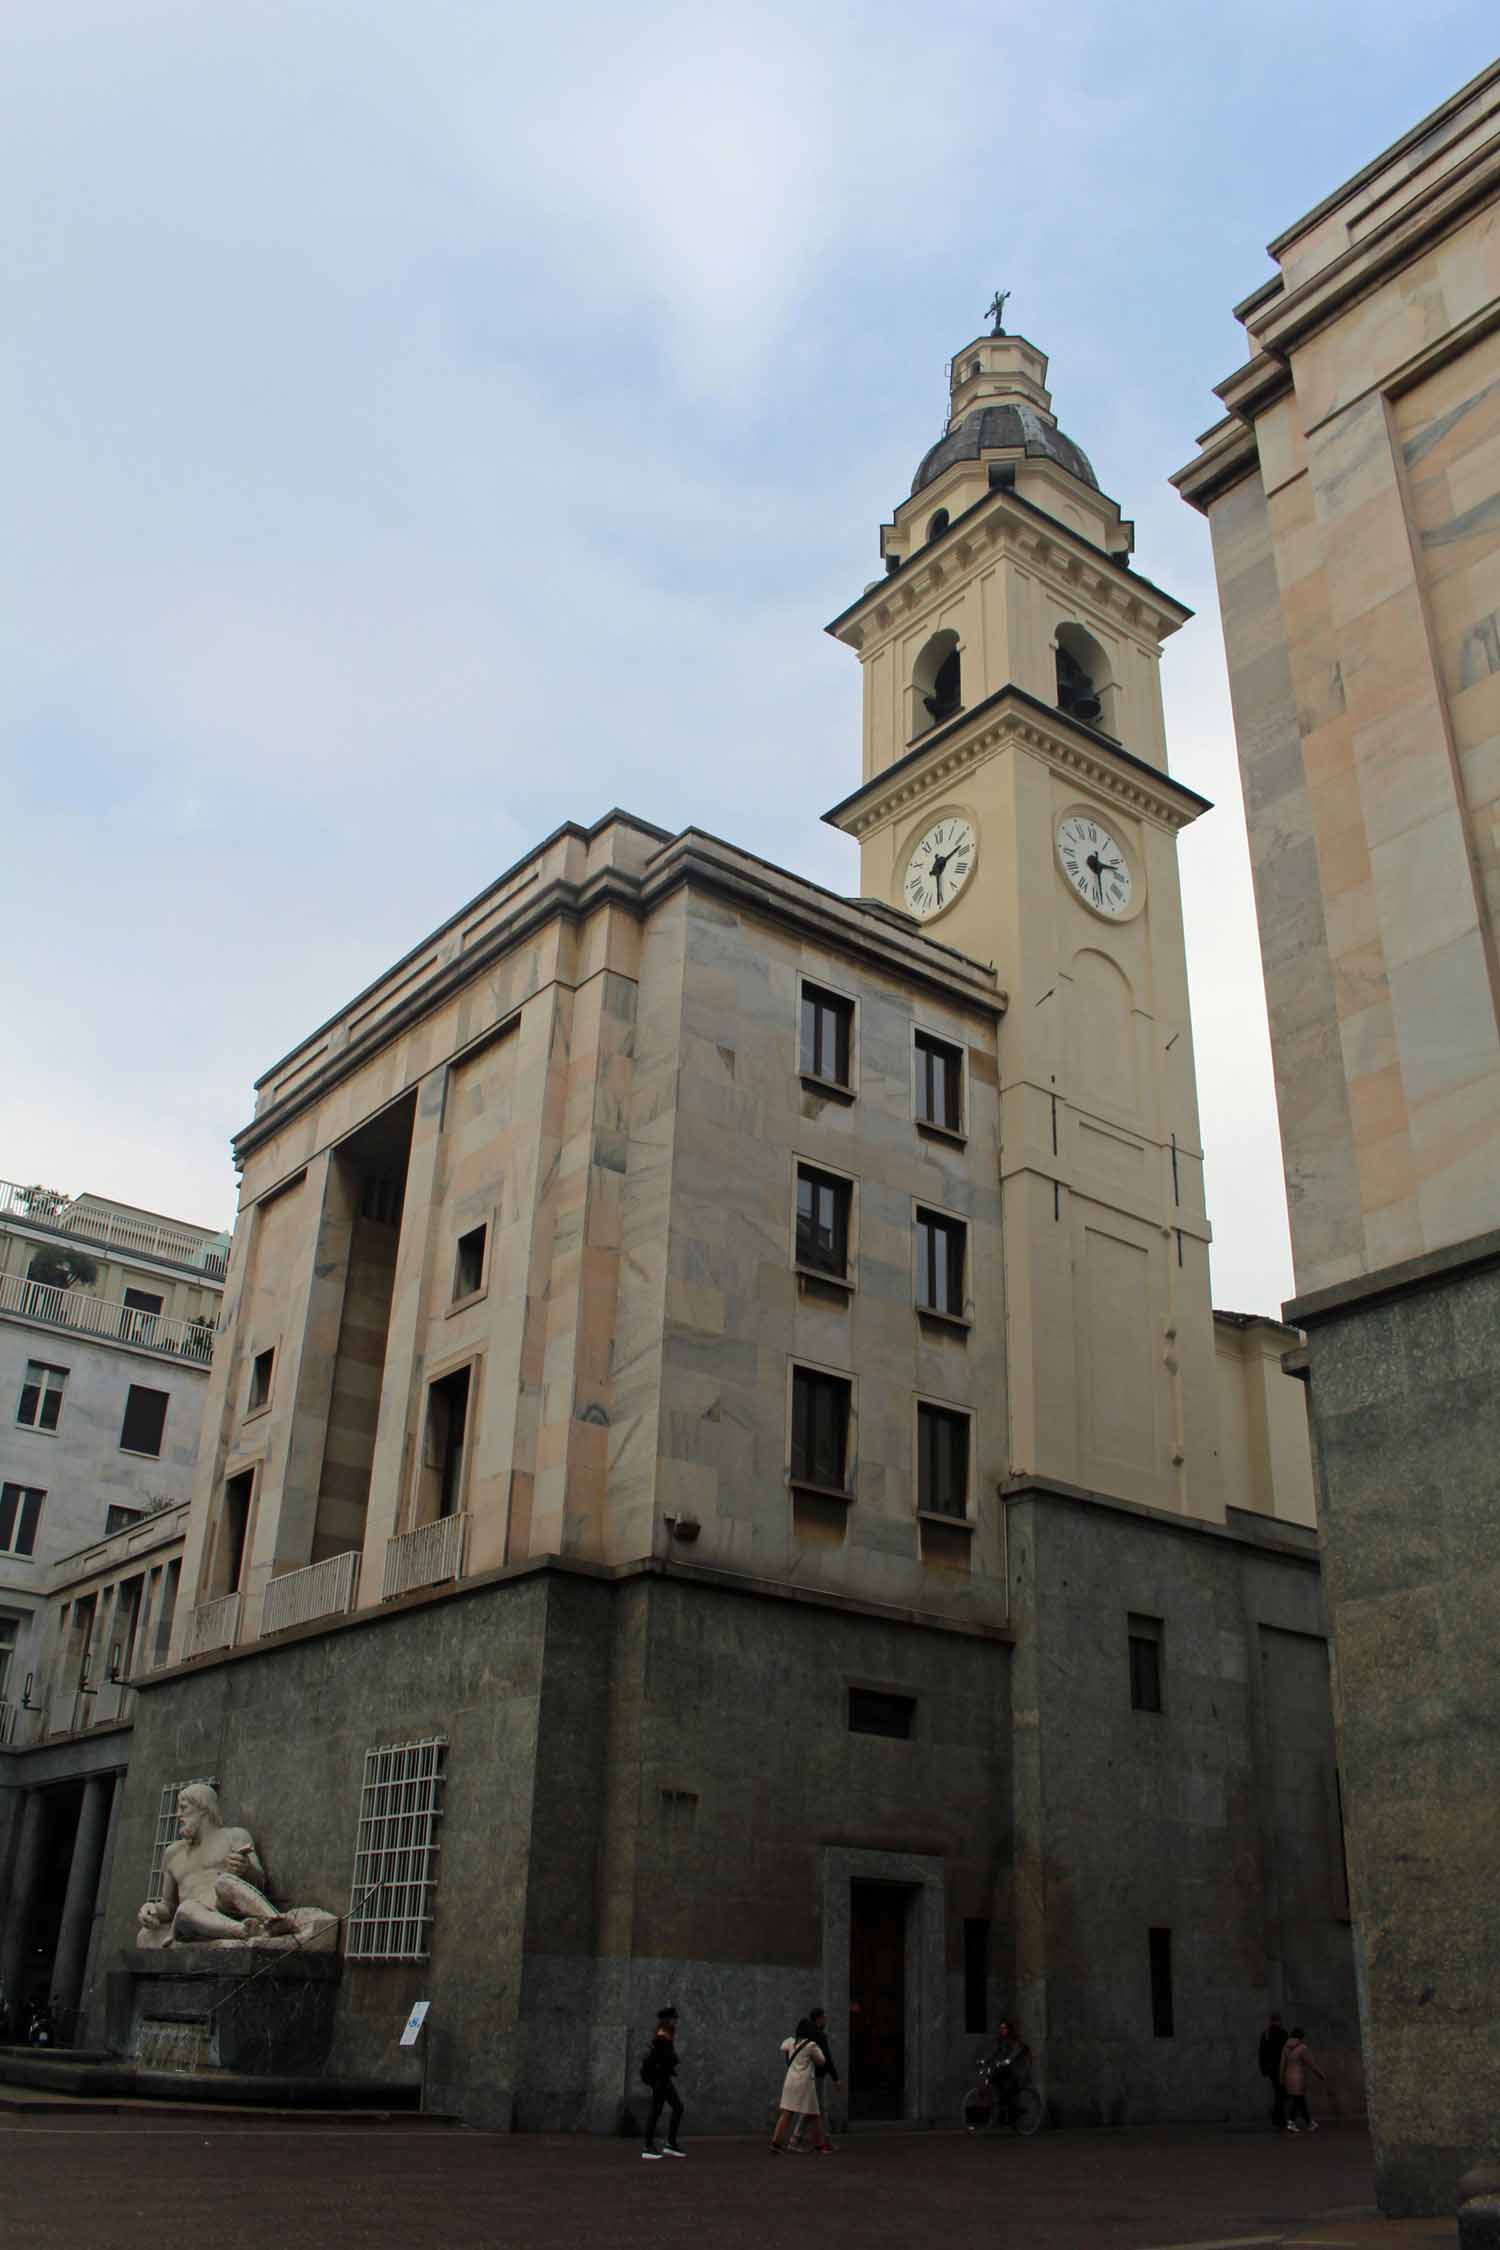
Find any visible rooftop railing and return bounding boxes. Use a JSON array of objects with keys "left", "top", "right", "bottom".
[
  {"left": 0, "top": 1179, "right": 229, "bottom": 1278},
  {"left": 0, "top": 1270, "right": 216, "bottom": 1364}
]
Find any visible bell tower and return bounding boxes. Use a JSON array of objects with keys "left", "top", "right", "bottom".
[{"left": 824, "top": 315, "right": 1226, "bottom": 1521}]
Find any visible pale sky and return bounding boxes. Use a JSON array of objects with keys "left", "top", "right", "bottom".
[{"left": 4, "top": 4, "right": 1494, "bottom": 1313}]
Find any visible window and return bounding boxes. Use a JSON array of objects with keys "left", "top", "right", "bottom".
[
  {"left": 800, "top": 984, "right": 853, "bottom": 1089},
  {"left": 1149, "top": 1927, "right": 1174, "bottom": 2038},
  {"left": 918, "top": 1403, "right": 970, "bottom": 1518},
  {"left": 105, "top": 1505, "right": 146, "bottom": 1536},
  {"left": 848, "top": 1687, "right": 915, "bottom": 1739},
  {"left": 121, "top": 1287, "right": 163, "bottom": 1346},
  {"left": 912, "top": 628, "right": 962, "bottom": 734},
  {"left": 790, "top": 1366, "right": 852, "bottom": 1493},
  {"left": 247, "top": 1348, "right": 274, "bottom": 1413},
  {"left": 361, "top": 1172, "right": 404, "bottom": 1226},
  {"left": 1129, "top": 1614, "right": 1164, "bottom": 1713},
  {"left": 916, "top": 1208, "right": 967, "bottom": 1317},
  {"left": 964, "top": 1918, "right": 991, "bottom": 2034},
  {"left": 795, "top": 1165, "right": 852, "bottom": 1279},
  {"left": 220, "top": 1471, "right": 253, "bottom": 1593},
  {"left": 150, "top": 1560, "right": 180, "bottom": 1668},
  {"left": 1055, "top": 622, "right": 1114, "bottom": 734},
  {"left": 915, "top": 1033, "right": 964, "bottom": 1134},
  {"left": 452, "top": 1224, "right": 487, "bottom": 1302},
  {"left": 0, "top": 1614, "right": 19, "bottom": 1700},
  {"left": 119, "top": 1384, "right": 169, "bottom": 1457},
  {"left": 424, "top": 1366, "right": 472, "bottom": 1519},
  {"left": 0, "top": 1485, "right": 44, "bottom": 1559},
  {"left": 347, "top": 1737, "right": 448, "bottom": 1961},
  {"left": 926, "top": 508, "right": 950, "bottom": 541},
  {"left": 17, "top": 1361, "right": 67, "bottom": 1432}
]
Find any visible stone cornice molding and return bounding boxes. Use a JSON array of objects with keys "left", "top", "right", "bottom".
[
  {"left": 1170, "top": 416, "right": 1263, "bottom": 513},
  {"left": 1248, "top": 138, "right": 1500, "bottom": 365},
  {"left": 826, "top": 486, "right": 1190, "bottom": 651},
  {"left": 822, "top": 686, "right": 1211, "bottom": 841},
  {"left": 235, "top": 827, "right": 1003, "bottom": 1162}
]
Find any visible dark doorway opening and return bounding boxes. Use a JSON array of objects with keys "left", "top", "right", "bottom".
[{"left": 849, "top": 1880, "right": 912, "bottom": 2119}]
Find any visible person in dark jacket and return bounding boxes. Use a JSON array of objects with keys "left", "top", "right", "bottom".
[
  {"left": 641, "top": 2005, "right": 685, "bottom": 2159},
  {"left": 1259, "top": 2012, "right": 1288, "bottom": 2132}
]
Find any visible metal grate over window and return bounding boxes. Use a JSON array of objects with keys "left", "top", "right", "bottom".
[
  {"left": 347, "top": 1737, "right": 447, "bottom": 1961},
  {"left": 148, "top": 1780, "right": 187, "bottom": 1901}
]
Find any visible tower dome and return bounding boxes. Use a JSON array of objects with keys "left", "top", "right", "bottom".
[{"left": 914, "top": 326, "right": 1098, "bottom": 498}]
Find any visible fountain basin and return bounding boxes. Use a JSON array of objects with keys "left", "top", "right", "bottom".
[{"left": 105, "top": 1947, "right": 340, "bottom": 2078}]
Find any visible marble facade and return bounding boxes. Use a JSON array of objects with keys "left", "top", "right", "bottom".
[{"left": 1174, "top": 61, "right": 1500, "bottom": 2213}]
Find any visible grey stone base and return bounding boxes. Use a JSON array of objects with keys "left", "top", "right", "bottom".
[{"left": 104, "top": 1948, "right": 340, "bottom": 2078}]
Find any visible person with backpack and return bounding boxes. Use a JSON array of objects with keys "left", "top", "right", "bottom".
[
  {"left": 770, "top": 2016, "right": 832, "bottom": 2153},
  {"left": 639, "top": 2004, "right": 685, "bottom": 2159},
  {"left": 1279, "top": 2025, "right": 1327, "bottom": 2133}
]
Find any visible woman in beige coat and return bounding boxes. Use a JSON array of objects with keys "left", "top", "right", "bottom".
[
  {"left": 770, "top": 2019, "right": 831, "bottom": 2153},
  {"left": 1280, "top": 2027, "right": 1327, "bottom": 2133}
]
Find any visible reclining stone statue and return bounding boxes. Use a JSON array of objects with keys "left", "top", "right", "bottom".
[{"left": 136, "top": 1781, "right": 337, "bottom": 1952}]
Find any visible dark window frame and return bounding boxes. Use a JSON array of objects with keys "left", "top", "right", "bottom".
[
  {"left": 17, "top": 1359, "right": 68, "bottom": 1433},
  {"left": 0, "top": 1483, "right": 45, "bottom": 1559},
  {"left": 917, "top": 1400, "right": 971, "bottom": 1519},
  {"left": 963, "top": 1917, "right": 991, "bottom": 2034},
  {"left": 790, "top": 1365, "right": 853, "bottom": 1494},
  {"left": 795, "top": 1164, "right": 853, "bottom": 1280},
  {"left": 1129, "top": 1613, "right": 1164, "bottom": 1714},
  {"left": 247, "top": 1348, "right": 275, "bottom": 1414},
  {"left": 847, "top": 1686, "right": 915, "bottom": 1739},
  {"left": 914, "top": 1031, "right": 964, "bottom": 1135},
  {"left": 916, "top": 1206, "right": 967, "bottom": 1317},
  {"left": 799, "top": 983, "right": 855, "bottom": 1091},
  {"left": 119, "top": 1383, "right": 170, "bottom": 1459},
  {"left": 452, "top": 1223, "right": 488, "bottom": 1304},
  {"left": 1149, "top": 1926, "right": 1174, "bottom": 2038}
]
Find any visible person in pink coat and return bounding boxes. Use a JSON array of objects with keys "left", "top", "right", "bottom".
[{"left": 1279, "top": 2027, "right": 1327, "bottom": 2133}]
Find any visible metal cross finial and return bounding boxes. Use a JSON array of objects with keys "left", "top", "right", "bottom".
[{"left": 986, "top": 289, "right": 1010, "bottom": 335}]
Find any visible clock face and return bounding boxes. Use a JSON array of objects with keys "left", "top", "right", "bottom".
[
  {"left": 1056, "top": 813, "right": 1134, "bottom": 918},
  {"left": 902, "top": 815, "right": 976, "bottom": 921}
]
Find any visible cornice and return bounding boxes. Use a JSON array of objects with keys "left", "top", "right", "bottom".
[
  {"left": 1170, "top": 418, "right": 1262, "bottom": 514},
  {"left": 1249, "top": 138, "right": 1500, "bottom": 365},
  {"left": 822, "top": 685, "right": 1211, "bottom": 840},
  {"left": 826, "top": 485, "right": 1190, "bottom": 650},
  {"left": 234, "top": 829, "right": 1004, "bottom": 1163}
]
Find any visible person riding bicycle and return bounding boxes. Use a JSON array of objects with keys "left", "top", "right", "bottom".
[{"left": 988, "top": 2019, "right": 1033, "bottom": 2088}]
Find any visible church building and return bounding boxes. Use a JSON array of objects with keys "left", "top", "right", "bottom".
[{"left": 74, "top": 319, "right": 1359, "bottom": 2129}]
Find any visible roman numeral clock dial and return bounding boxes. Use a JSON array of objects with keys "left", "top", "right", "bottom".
[
  {"left": 902, "top": 815, "right": 977, "bottom": 921},
  {"left": 1056, "top": 813, "right": 1135, "bottom": 918}
]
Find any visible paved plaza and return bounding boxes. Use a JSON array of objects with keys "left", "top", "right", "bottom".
[{"left": 4, "top": 2107, "right": 1417, "bottom": 2250}]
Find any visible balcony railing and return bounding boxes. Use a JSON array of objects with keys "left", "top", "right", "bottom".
[
  {"left": 383, "top": 1513, "right": 467, "bottom": 1601},
  {"left": 184, "top": 1591, "right": 241, "bottom": 1660},
  {"left": 0, "top": 1271, "right": 216, "bottom": 1363},
  {"left": 261, "top": 1549, "right": 360, "bottom": 1637},
  {"left": 0, "top": 1178, "right": 229, "bottom": 1277},
  {"left": 0, "top": 1699, "right": 16, "bottom": 1747}
]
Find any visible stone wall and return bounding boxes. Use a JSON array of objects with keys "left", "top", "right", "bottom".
[
  {"left": 1007, "top": 1481, "right": 1360, "bottom": 2126},
  {"left": 1298, "top": 1242, "right": 1500, "bottom": 2213}
]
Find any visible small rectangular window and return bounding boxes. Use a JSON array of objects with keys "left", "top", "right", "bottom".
[
  {"left": 848, "top": 1686, "right": 915, "bottom": 1738},
  {"left": 119, "top": 1384, "right": 169, "bottom": 1457},
  {"left": 915, "top": 1032, "right": 964, "bottom": 1133},
  {"left": 123, "top": 1288, "right": 163, "bottom": 1316},
  {"left": 795, "top": 1165, "right": 852, "bottom": 1279},
  {"left": 916, "top": 1208, "right": 967, "bottom": 1316},
  {"left": 424, "top": 1365, "right": 472, "bottom": 1519},
  {"left": 963, "top": 1917, "right": 991, "bottom": 2034},
  {"left": 453, "top": 1224, "right": 487, "bottom": 1301},
  {"left": 918, "top": 1402, "right": 970, "bottom": 1518},
  {"left": 221, "top": 1470, "right": 254, "bottom": 1593},
  {"left": 1149, "top": 1927, "right": 1174, "bottom": 2038},
  {"left": 247, "top": 1348, "right": 275, "bottom": 1412},
  {"left": 790, "top": 1366, "right": 852, "bottom": 1493},
  {"left": 800, "top": 984, "right": 853, "bottom": 1088},
  {"left": 1129, "top": 1614, "right": 1164, "bottom": 1713},
  {"left": 0, "top": 1484, "right": 45, "bottom": 1559},
  {"left": 17, "top": 1361, "right": 67, "bottom": 1433},
  {"left": 347, "top": 1737, "right": 448, "bottom": 1961},
  {"left": 105, "top": 1505, "right": 146, "bottom": 1536}
]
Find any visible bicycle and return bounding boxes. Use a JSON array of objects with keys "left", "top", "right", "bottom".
[{"left": 961, "top": 2055, "right": 1043, "bottom": 2136}]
